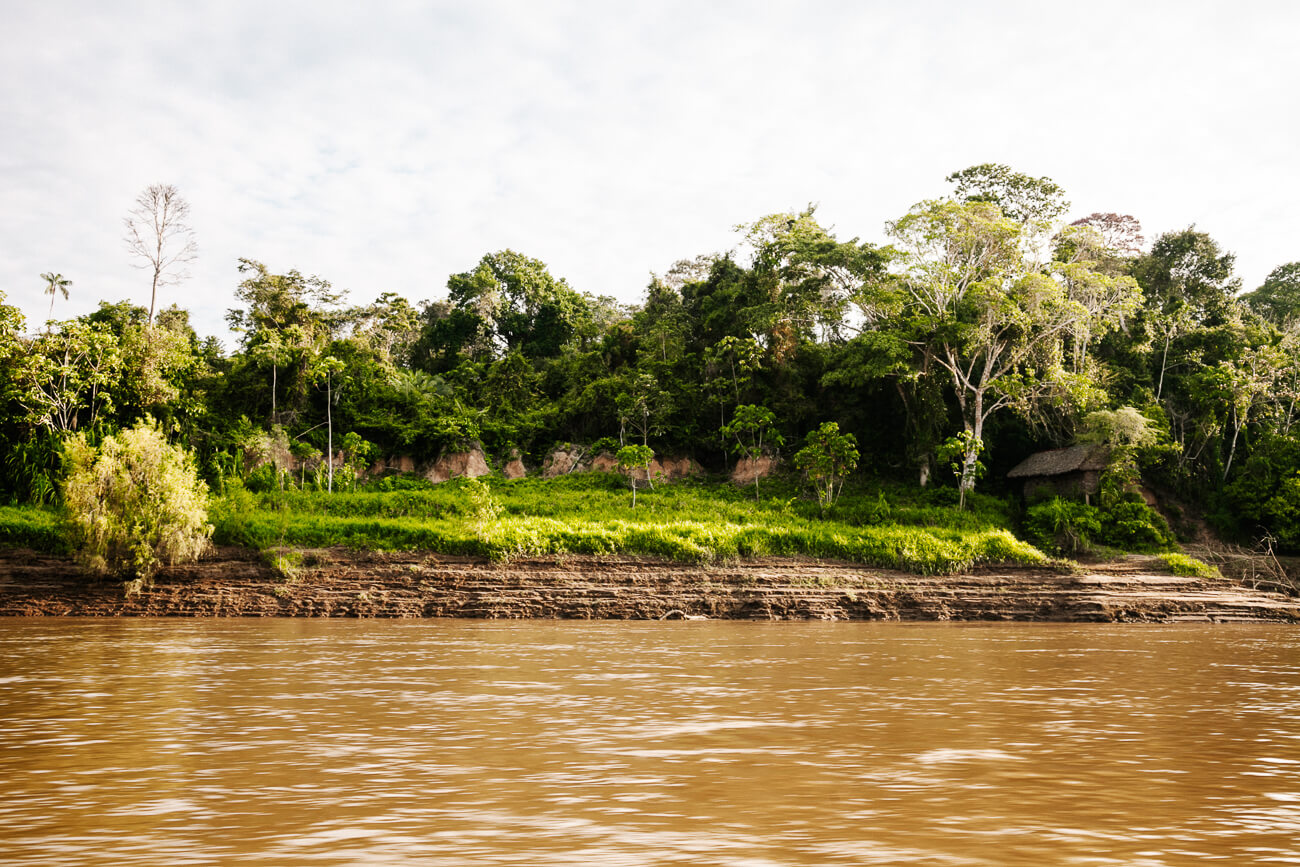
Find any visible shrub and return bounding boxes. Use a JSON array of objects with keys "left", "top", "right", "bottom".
[
  {"left": 1157, "top": 552, "right": 1220, "bottom": 579},
  {"left": 1024, "top": 496, "right": 1174, "bottom": 554},
  {"left": 589, "top": 436, "right": 620, "bottom": 455},
  {"left": 1024, "top": 498, "right": 1102, "bottom": 554},
  {"left": 62, "top": 419, "right": 213, "bottom": 584},
  {"left": 616, "top": 444, "right": 655, "bottom": 507},
  {"left": 794, "top": 422, "right": 859, "bottom": 516},
  {"left": 1097, "top": 499, "right": 1175, "bottom": 551}
]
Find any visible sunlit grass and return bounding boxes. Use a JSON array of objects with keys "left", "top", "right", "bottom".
[
  {"left": 209, "top": 474, "right": 1046, "bottom": 575},
  {"left": 0, "top": 505, "right": 70, "bottom": 554}
]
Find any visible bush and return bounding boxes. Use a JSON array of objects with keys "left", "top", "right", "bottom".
[
  {"left": 62, "top": 419, "right": 213, "bottom": 584},
  {"left": 794, "top": 422, "right": 859, "bottom": 516},
  {"left": 1157, "top": 552, "right": 1220, "bottom": 579},
  {"left": 1024, "top": 496, "right": 1175, "bottom": 554},
  {"left": 1024, "top": 498, "right": 1102, "bottom": 554},
  {"left": 1097, "top": 499, "right": 1175, "bottom": 551}
]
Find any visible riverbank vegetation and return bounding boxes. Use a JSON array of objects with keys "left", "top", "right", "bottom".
[
  {"left": 2, "top": 166, "right": 1299, "bottom": 578},
  {"left": 207, "top": 475, "right": 1044, "bottom": 574}
]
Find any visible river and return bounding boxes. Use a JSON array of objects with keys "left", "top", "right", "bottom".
[{"left": 0, "top": 621, "right": 1297, "bottom": 865}]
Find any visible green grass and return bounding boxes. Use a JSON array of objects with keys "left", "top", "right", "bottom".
[
  {"left": 210, "top": 475, "right": 1047, "bottom": 575},
  {"left": 0, "top": 475, "right": 1051, "bottom": 575},
  {"left": 0, "top": 505, "right": 71, "bottom": 554}
]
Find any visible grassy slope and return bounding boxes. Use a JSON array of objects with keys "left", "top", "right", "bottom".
[
  {"left": 207, "top": 474, "right": 1047, "bottom": 575},
  {"left": 0, "top": 504, "right": 70, "bottom": 554}
]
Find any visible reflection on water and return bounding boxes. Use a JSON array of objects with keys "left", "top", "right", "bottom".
[{"left": 0, "top": 620, "right": 1298, "bottom": 866}]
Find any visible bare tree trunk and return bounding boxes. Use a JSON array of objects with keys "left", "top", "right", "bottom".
[
  {"left": 958, "top": 403, "right": 985, "bottom": 512},
  {"left": 1156, "top": 331, "right": 1172, "bottom": 400},
  {"left": 124, "top": 184, "right": 197, "bottom": 329},
  {"left": 149, "top": 268, "right": 160, "bottom": 326},
  {"left": 1223, "top": 408, "right": 1243, "bottom": 482}
]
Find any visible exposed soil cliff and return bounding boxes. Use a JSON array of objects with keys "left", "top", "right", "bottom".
[{"left": 1, "top": 547, "right": 1297, "bottom": 622}]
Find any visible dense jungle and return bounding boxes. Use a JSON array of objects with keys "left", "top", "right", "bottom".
[{"left": 4, "top": 164, "right": 1300, "bottom": 579}]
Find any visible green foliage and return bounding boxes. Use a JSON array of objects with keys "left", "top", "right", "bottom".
[
  {"left": 17, "top": 319, "right": 122, "bottom": 433},
  {"left": 1024, "top": 498, "right": 1103, "bottom": 554},
  {"left": 462, "top": 477, "right": 503, "bottom": 529},
  {"left": 794, "top": 422, "right": 859, "bottom": 516},
  {"left": 1024, "top": 495, "right": 1174, "bottom": 554},
  {"left": 340, "top": 431, "right": 375, "bottom": 491},
  {"left": 1097, "top": 499, "right": 1176, "bottom": 551},
  {"left": 1243, "top": 262, "right": 1300, "bottom": 326},
  {"left": 885, "top": 193, "right": 1104, "bottom": 504},
  {"left": 438, "top": 250, "right": 593, "bottom": 360},
  {"left": 1222, "top": 435, "right": 1300, "bottom": 550},
  {"left": 616, "top": 443, "right": 654, "bottom": 471},
  {"left": 1, "top": 433, "right": 62, "bottom": 505},
  {"left": 62, "top": 419, "right": 213, "bottom": 583},
  {"left": 12, "top": 169, "right": 1300, "bottom": 572},
  {"left": 1157, "top": 552, "right": 1221, "bottom": 579},
  {"left": 1132, "top": 227, "right": 1240, "bottom": 324},
  {"left": 946, "top": 162, "right": 1069, "bottom": 226},
  {"left": 937, "top": 431, "right": 985, "bottom": 485},
  {"left": 1079, "top": 406, "right": 1157, "bottom": 447},
  {"left": 589, "top": 436, "right": 620, "bottom": 455}
]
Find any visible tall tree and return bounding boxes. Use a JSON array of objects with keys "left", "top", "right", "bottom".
[
  {"left": 1066, "top": 213, "right": 1145, "bottom": 261},
  {"left": 40, "top": 272, "right": 72, "bottom": 324},
  {"left": 1051, "top": 224, "right": 1143, "bottom": 373},
  {"left": 884, "top": 198, "right": 1097, "bottom": 506},
  {"left": 946, "top": 163, "right": 1069, "bottom": 260},
  {"left": 737, "top": 207, "right": 890, "bottom": 350},
  {"left": 1132, "top": 227, "right": 1239, "bottom": 325},
  {"left": 227, "top": 259, "right": 345, "bottom": 422},
  {"left": 1243, "top": 262, "right": 1300, "bottom": 326},
  {"left": 442, "top": 250, "right": 591, "bottom": 360},
  {"left": 17, "top": 320, "right": 122, "bottom": 433},
  {"left": 124, "top": 184, "right": 198, "bottom": 326}
]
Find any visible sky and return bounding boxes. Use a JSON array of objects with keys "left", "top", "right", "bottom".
[{"left": 3, "top": 0, "right": 1297, "bottom": 347}]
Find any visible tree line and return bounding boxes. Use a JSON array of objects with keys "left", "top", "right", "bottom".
[{"left": 4, "top": 166, "right": 1300, "bottom": 549}]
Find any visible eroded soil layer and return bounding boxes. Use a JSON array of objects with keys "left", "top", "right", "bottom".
[{"left": 1, "top": 548, "right": 1297, "bottom": 622}]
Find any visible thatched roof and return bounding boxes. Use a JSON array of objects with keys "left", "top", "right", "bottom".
[{"left": 1006, "top": 444, "right": 1111, "bottom": 479}]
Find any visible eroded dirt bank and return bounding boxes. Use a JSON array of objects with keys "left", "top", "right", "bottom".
[{"left": 2, "top": 547, "right": 1298, "bottom": 622}]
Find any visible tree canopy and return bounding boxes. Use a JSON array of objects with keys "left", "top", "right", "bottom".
[{"left": 5, "top": 165, "right": 1300, "bottom": 551}]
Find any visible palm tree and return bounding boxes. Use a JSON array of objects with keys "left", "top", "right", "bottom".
[{"left": 41, "top": 272, "right": 72, "bottom": 324}]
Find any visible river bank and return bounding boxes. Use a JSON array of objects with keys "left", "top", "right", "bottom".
[{"left": 1, "top": 546, "right": 1297, "bottom": 622}]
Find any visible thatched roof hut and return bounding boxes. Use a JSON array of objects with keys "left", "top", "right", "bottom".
[{"left": 1007, "top": 444, "right": 1111, "bottom": 503}]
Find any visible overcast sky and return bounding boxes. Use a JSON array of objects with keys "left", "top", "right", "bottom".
[{"left": 3, "top": 1, "right": 1296, "bottom": 346}]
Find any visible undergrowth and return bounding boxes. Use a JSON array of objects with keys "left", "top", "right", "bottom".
[{"left": 1157, "top": 552, "right": 1221, "bottom": 579}]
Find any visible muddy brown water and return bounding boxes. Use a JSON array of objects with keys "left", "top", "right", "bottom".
[{"left": 0, "top": 620, "right": 1297, "bottom": 866}]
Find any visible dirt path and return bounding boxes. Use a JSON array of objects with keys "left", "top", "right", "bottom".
[{"left": 1, "top": 547, "right": 1296, "bottom": 622}]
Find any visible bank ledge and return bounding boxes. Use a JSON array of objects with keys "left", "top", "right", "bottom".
[{"left": 1, "top": 547, "right": 1297, "bottom": 623}]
